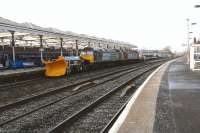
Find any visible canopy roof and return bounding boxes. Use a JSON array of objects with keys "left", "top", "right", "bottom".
[{"left": 0, "top": 17, "right": 137, "bottom": 50}]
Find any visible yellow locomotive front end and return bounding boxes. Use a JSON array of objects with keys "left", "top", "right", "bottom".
[{"left": 80, "top": 47, "right": 94, "bottom": 64}]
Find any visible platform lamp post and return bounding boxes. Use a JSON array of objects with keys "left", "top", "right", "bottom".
[
  {"left": 186, "top": 18, "right": 197, "bottom": 64},
  {"left": 193, "top": 4, "right": 200, "bottom": 39},
  {"left": 191, "top": 23, "right": 197, "bottom": 43},
  {"left": 186, "top": 18, "right": 190, "bottom": 64}
]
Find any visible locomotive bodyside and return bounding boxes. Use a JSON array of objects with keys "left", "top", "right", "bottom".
[{"left": 128, "top": 50, "right": 139, "bottom": 60}]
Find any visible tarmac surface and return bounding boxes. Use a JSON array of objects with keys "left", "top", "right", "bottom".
[{"left": 154, "top": 57, "right": 200, "bottom": 133}]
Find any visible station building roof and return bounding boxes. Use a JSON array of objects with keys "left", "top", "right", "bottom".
[{"left": 0, "top": 17, "right": 137, "bottom": 50}]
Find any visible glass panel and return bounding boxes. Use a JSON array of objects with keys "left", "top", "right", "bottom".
[
  {"left": 194, "top": 54, "right": 200, "bottom": 61},
  {"left": 80, "top": 51, "right": 86, "bottom": 55},
  {"left": 86, "top": 51, "right": 93, "bottom": 55}
]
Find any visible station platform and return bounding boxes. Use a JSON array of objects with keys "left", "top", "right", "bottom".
[
  {"left": 0, "top": 67, "right": 44, "bottom": 77},
  {"left": 110, "top": 57, "right": 200, "bottom": 133}
]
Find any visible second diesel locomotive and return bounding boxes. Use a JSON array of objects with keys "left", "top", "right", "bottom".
[{"left": 80, "top": 47, "right": 139, "bottom": 64}]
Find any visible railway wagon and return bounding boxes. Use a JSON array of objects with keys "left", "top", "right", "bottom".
[
  {"left": 101, "top": 50, "right": 120, "bottom": 62},
  {"left": 93, "top": 49, "right": 120, "bottom": 62},
  {"left": 128, "top": 50, "right": 139, "bottom": 60}
]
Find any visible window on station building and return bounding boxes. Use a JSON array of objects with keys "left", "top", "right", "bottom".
[{"left": 194, "top": 47, "right": 200, "bottom": 53}]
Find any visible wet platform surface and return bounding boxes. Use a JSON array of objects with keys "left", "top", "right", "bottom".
[
  {"left": 154, "top": 58, "right": 200, "bottom": 133},
  {"left": 110, "top": 57, "right": 200, "bottom": 133}
]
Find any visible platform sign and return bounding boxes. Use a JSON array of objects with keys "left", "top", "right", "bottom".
[
  {"left": 39, "top": 48, "right": 44, "bottom": 52},
  {"left": 64, "top": 56, "right": 80, "bottom": 61}
]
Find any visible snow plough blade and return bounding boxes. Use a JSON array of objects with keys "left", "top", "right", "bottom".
[{"left": 43, "top": 56, "right": 68, "bottom": 77}]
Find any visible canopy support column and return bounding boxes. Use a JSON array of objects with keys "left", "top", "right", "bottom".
[
  {"left": 88, "top": 42, "right": 91, "bottom": 47},
  {"left": 75, "top": 40, "right": 78, "bottom": 56},
  {"left": 10, "top": 31, "right": 15, "bottom": 64},
  {"left": 0, "top": 37, "right": 3, "bottom": 42},
  {"left": 1, "top": 38, "right": 4, "bottom": 50},
  {"left": 39, "top": 35, "right": 44, "bottom": 62},
  {"left": 60, "top": 38, "right": 63, "bottom": 56}
]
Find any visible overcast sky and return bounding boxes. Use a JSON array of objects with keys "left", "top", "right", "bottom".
[{"left": 1, "top": 0, "right": 200, "bottom": 52}]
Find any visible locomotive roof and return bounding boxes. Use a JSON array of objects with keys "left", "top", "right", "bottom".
[{"left": 83, "top": 47, "right": 137, "bottom": 53}]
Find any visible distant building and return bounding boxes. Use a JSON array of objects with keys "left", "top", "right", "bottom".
[
  {"left": 140, "top": 49, "right": 172, "bottom": 58},
  {"left": 139, "top": 50, "right": 158, "bottom": 57},
  {"left": 157, "top": 50, "right": 172, "bottom": 58}
]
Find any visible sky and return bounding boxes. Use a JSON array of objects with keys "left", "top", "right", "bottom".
[{"left": 0, "top": 0, "right": 200, "bottom": 52}]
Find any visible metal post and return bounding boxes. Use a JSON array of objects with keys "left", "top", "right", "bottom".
[
  {"left": 39, "top": 35, "right": 43, "bottom": 62},
  {"left": 10, "top": 31, "right": 15, "bottom": 64},
  {"left": 75, "top": 40, "right": 79, "bottom": 56},
  {"left": 187, "top": 19, "right": 190, "bottom": 64},
  {"left": 0, "top": 37, "right": 3, "bottom": 42},
  {"left": 60, "top": 38, "right": 63, "bottom": 56},
  {"left": 1, "top": 38, "right": 4, "bottom": 50},
  {"left": 88, "top": 42, "right": 91, "bottom": 47}
]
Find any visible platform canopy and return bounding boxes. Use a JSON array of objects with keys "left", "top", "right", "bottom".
[{"left": 0, "top": 17, "right": 137, "bottom": 50}]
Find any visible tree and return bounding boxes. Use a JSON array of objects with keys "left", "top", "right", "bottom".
[{"left": 162, "top": 45, "right": 173, "bottom": 54}]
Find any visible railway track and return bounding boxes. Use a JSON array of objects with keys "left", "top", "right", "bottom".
[
  {"left": 0, "top": 59, "right": 162, "bottom": 107},
  {"left": 0, "top": 62, "right": 145, "bottom": 106},
  {"left": 0, "top": 59, "right": 166, "bottom": 132},
  {"left": 0, "top": 59, "right": 160, "bottom": 88},
  {"left": 0, "top": 61, "right": 142, "bottom": 87},
  {"left": 48, "top": 62, "right": 160, "bottom": 133},
  {"left": 0, "top": 63, "right": 153, "bottom": 126},
  {"left": 0, "top": 69, "right": 44, "bottom": 85},
  {"left": 0, "top": 60, "right": 166, "bottom": 132}
]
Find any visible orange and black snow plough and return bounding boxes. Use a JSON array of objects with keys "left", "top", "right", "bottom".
[{"left": 43, "top": 56, "right": 68, "bottom": 77}]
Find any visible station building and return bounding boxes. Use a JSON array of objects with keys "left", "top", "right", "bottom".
[
  {"left": 140, "top": 49, "right": 172, "bottom": 58},
  {"left": 190, "top": 42, "right": 200, "bottom": 70}
]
